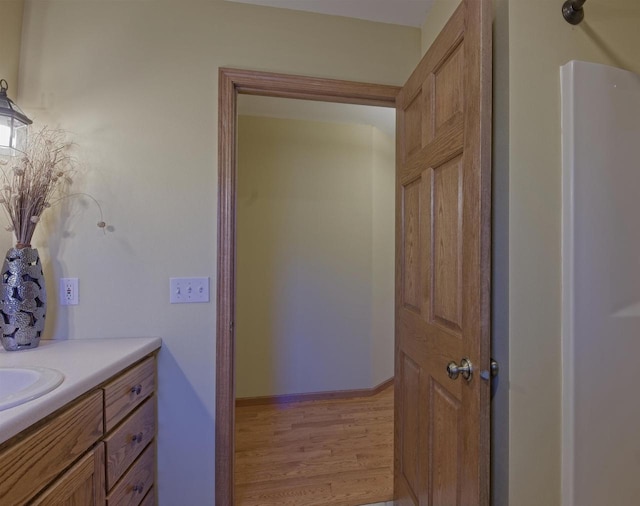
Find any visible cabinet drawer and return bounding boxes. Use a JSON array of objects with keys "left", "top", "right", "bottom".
[
  {"left": 104, "top": 356, "right": 155, "bottom": 431},
  {"left": 0, "top": 390, "right": 103, "bottom": 506},
  {"left": 107, "top": 443, "right": 155, "bottom": 506},
  {"left": 105, "top": 396, "right": 156, "bottom": 489}
]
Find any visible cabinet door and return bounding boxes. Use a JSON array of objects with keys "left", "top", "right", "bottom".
[
  {"left": 0, "top": 391, "right": 103, "bottom": 506},
  {"left": 32, "top": 443, "right": 106, "bottom": 506}
]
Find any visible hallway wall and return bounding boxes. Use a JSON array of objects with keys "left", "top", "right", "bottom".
[{"left": 236, "top": 114, "right": 395, "bottom": 398}]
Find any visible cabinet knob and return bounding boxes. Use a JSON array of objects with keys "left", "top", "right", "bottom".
[
  {"left": 130, "top": 384, "right": 142, "bottom": 395},
  {"left": 132, "top": 482, "right": 145, "bottom": 494},
  {"left": 131, "top": 432, "right": 144, "bottom": 444}
]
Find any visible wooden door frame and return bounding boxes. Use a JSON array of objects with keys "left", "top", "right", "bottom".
[{"left": 215, "top": 67, "right": 400, "bottom": 505}]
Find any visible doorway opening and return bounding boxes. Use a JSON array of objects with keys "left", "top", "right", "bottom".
[
  {"left": 234, "top": 94, "right": 395, "bottom": 505},
  {"left": 215, "top": 68, "right": 400, "bottom": 505}
]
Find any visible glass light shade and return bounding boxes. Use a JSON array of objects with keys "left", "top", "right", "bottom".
[
  {"left": 0, "top": 116, "right": 11, "bottom": 147},
  {"left": 0, "top": 80, "right": 32, "bottom": 153}
]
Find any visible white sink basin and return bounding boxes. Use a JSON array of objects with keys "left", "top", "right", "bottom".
[{"left": 0, "top": 367, "right": 64, "bottom": 411}]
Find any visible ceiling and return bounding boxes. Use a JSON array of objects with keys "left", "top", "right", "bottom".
[{"left": 225, "top": 0, "right": 434, "bottom": 28}]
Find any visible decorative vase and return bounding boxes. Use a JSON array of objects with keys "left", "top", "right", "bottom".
[{"left": 0, "top": 247, "right": 47, "bottom": 351}]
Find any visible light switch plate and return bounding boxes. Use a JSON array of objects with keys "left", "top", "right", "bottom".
[{"left": 170, "top": 277, "right": 210, "bottom": 304}]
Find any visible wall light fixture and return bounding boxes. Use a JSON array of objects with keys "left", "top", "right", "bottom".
[{"left": 0, "top": 79, "right": 32, "bottom": 152}]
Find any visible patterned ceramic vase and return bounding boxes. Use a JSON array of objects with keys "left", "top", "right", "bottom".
[{"left": 0, "top": 247, "right": 47, "bottom": 351}]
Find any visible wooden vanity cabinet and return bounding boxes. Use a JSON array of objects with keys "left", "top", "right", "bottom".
[{"left": 0, "top": 354, "right": 158, "bottom": 506}]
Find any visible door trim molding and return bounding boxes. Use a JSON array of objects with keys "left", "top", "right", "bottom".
[{"left": 216, "top": 67, "right": 399, "bottom": 505}]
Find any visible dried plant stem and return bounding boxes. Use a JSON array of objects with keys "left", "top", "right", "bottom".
[
  {"left": 48, "top": 192, "right": 107, "bottom": 232},
  {"left": 0, "top": 127, "right": 102, "bottom": 247}
]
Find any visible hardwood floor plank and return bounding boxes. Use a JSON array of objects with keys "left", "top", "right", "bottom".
[{"left": 235, "top": 386, "right": 393, "bottom": 506}]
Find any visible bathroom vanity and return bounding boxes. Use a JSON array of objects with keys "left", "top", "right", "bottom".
[{"left": 0, "top": 338, "right": 161, "bottom": 505}]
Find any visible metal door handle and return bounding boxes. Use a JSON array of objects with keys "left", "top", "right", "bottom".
[{"left": 447, "top": 358, "right": 473, "bottom": 381}]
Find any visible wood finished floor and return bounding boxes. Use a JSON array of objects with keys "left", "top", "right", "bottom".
[{"left": 235, "top": 386, "right": 393, "bottom": 506}]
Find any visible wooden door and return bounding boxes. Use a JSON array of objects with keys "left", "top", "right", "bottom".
[{"left": 394, "top": 0, "right": 491, "bottom": 504}]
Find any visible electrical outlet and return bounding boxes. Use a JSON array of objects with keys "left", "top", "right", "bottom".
[
  {"left": 170, "top": 277, "right": 210, "bottom": 304},
  {"left": 60, "top": 278, "right": 78, "bottom": 305}
]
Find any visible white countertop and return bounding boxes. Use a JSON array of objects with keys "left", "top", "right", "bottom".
[{"left": 0, "top": 337, "right": 162, "bottom": 444}]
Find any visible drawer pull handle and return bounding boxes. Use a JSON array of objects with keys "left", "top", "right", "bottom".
[
  {"left": 130, "top": 384, "right": 142, "bottom": 395},
  {"left": 132, "top": 482, "right": 145, "bottom": 494},
  {"left": 131, "top": 432, "right": 144, "bottom": 444}
]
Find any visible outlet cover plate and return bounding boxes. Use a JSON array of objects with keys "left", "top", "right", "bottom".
[
  {"left": 170, "top": 277, "right": 210, "bottom": 304},
  {"left": 60, "top": 278, "right": 79, "bottom": 306}
]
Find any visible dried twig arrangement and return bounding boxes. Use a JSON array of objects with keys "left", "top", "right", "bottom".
[{"left": 0, "top": 127, "right": 105, "bottom": 248}]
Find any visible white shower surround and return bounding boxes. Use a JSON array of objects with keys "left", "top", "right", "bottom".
[{"left": 562, "top": 60, "right": 640, "bottom": 506}]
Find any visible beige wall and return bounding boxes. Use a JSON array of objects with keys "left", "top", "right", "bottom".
[
  {"left": 0, "top": 0, "right": 23, "bottom": 99},
  {"left": 423, "top": 1, "right": 640, "bottom": 506},
  {"left": 370, "top": 126, "right": 395, "bottom": 386},
  {"left": 421, "top": 0, "right": 460, "bottom": 53},
  {"left": 236, "top": 114, "right": 395, "bottom": 398},
  {"left": 17, "top": 1, "right": 420, "bottom": 504}
]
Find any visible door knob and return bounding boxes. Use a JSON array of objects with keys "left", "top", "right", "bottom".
[{"left": 447, "top": 358, "right": 473, "bottom": 381}]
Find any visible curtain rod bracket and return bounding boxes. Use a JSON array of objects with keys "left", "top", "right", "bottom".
[{"left": 563, "top": 0, "right": 587, "bottom": 25}]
